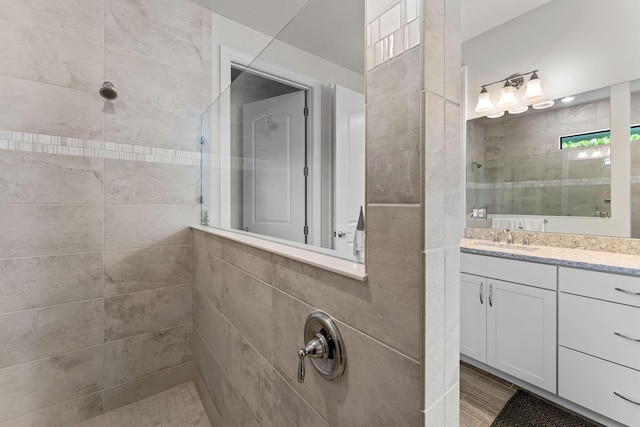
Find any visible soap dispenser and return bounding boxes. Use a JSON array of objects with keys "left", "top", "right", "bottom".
[
  {"left": 353, "top": 206, "right": 365, "bottom": 262},
  {"left": 595, "top": 205, "right": 601, "bottom": 217}
]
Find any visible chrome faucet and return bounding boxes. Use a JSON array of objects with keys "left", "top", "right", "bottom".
[{"left": 503, "top": 229, "right": 513, "bottom": 244}]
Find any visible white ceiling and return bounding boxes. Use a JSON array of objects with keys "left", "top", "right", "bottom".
[
  {"left": 191, "top": 0, "right": 554, "bottom": 74},
  {"left": 461, "top": 0, "right": 553, "bottom": 42},
  {"left": 192, "top": 0, "right": 364, "bottom": 74}
]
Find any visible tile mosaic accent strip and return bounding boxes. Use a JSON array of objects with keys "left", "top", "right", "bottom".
[
  {"left": 366, "top": 0, "right": 421, "bottom": 71},
  {"left": 0, "top": 130, "right": 201, "bottom": 166},
  {"left": 468, "top": 177, "right": 612, "bottom": 190}
]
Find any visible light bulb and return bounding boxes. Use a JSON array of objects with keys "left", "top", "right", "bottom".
[
  {"left": 486, "top": 111, "right": 505, "bottom": 118},
  {"left": 475, "top": 87, "right": 493, "bottom": 113},
  {"left": 523, "top": 72, "right": 544, "bottom": 101},
  {"left": 497, "top": 84, "right": 518, "bottom": 108}
]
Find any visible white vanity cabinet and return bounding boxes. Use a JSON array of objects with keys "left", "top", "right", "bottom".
[
  {"left": 460, "top": 253, "right": 558, "bottom": 393},
  {"left": 558, "top": 267, "right": 640, "bottom": 426}
]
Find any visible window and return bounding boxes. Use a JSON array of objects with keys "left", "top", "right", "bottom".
[{"left": 560, "top": 125, "right": 640, "bottom": 149}]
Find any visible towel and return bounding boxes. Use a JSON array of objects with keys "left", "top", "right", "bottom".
[
  {"left": 491, "top": 218, "right": 518, "bottom": 230},
  {"left": 517, "top": 218, "right": 545, "bottom": 232}
]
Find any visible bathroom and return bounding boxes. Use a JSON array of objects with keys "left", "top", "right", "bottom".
[{"left": 0, "top": 0, "right": 638, "bottom": 427}]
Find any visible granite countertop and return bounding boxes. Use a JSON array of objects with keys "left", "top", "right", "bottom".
[{"left": 461, "top": 238, "right": 640, "bottom": 277}]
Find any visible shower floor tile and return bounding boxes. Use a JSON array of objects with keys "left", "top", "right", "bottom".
[{"left": 76, "top": 382, "right": 212, "bottom": 427}]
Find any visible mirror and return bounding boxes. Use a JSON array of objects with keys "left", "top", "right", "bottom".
[
  {"left": 466, "top": 84, "right": 617, "bottom": 235},
  {"left": 630, "top": 80, "right": 640, "bottom": 237},
  {"left": 463, "top": 1, "right": 640, "bottom": 238},
  {"left": 198, "top": 0, "right": 366, "bottom": 262}
]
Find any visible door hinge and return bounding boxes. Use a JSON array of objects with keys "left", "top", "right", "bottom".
[
  {"left": 304, "top": 225, "right": 309, "bottom": 236},
  {"left": 197, "top": 195, "right": 204, "bottom": 203},
  {"left": 303, "top": 107, "right": 309, "bottom": 117},
  {"left": 199, "top": 136, "right": 205, "bottom": 145},
  {"left": 303, "top": 165, "right": 309, "bottom": 176}
]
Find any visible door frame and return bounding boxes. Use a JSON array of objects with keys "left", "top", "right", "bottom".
[{"left": 217, "top": 45, "right": 322, "bottom": 245}]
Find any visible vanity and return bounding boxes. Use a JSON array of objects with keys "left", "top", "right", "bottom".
[{"left": 461, "top": 239, "right": 640, "bottom": 427}]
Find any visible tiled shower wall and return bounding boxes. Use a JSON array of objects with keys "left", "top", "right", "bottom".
[
  {"left": 0, "top": 0, "right": 210, "bottom": 425},
  {"left": 192, "top": 0, "right": 462, "bottom": 426}
]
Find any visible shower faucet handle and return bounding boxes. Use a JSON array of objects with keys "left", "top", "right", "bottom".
[
  {"left": 297, "top": 333, "right": 328, "bottom": 383},
  {"left": 297, "top": 312, "right": 347, "bottom": 384}
]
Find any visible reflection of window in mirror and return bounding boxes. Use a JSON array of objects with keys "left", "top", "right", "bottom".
[{"left": 200, "top": 0, "right": 366, "bottom": 263}]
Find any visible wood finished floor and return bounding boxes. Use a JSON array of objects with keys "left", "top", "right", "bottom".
[{"left": 460, "top": 362, "right": 518, "bottom": 427}]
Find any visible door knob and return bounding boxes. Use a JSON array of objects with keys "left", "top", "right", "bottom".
[
  {"left": 297, "top": 311, "right": 346, "bottom": 383},
  {"left": 334, "top": 231, "right": 352, "bottom": 238}
]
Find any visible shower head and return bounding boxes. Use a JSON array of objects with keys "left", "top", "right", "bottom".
[
  {"left": 99, "top": 82, "right": 117, "bottom": 100},
  {"left": 471, "top": 161, "right": 482, "bottom": 169}
]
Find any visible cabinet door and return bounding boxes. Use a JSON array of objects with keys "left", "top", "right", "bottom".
[
  {"left": 487, "top": 279, "right": 557, "bottom": 393},
  {"left": 460, "top": 273, "right": 487, "bottom": 363}
]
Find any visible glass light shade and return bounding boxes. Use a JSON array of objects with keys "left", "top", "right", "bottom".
[
  {"left": 486, "top": 111, "right": 505, "bottom": 118},
  {"left": 508, "top": 106, "right": 529, "bottom": 114},
  {"left": 497, "top": 85, "right": 518, "bottom": 108},
  {"left": 532, "top": 100, "right": 555, "bottom": 109},
  {"left": 523, "top": 77, "right": 544, "bottom": 101},
  {"left": 475, "top": 89, "right": 493, "bottom": 113}
]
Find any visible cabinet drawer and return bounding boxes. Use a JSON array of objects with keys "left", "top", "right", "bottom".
[
  {"left": 560, "top": 293, "right": 640, "bottom": 371},
  {"left": 461, "top": 253, "right": 556, "bottom": 290},
  {"left": 559, "top": 347, "right": 640, "bottom": 427},
  {"left": 559, "top": 267, "right": 640, "bottom": 307}
]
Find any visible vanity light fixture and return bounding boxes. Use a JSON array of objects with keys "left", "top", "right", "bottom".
[
  {"left": 497, "top": 81, "right": 519, "bottom": 108},
  {"left": 474, "top": 70, "right": 550, "bottom": 118},
  {"left": 475, "top": 86, "right": 493, "bottom": 113},
  {"left": 523, "top": 71, "right": 544, "bottom": 101},
  {"left": 486, "top": 111, "right": 505, "bottom": 118},
  {"left": 561, "top": 96, "right": 575, "bottom": 103}
]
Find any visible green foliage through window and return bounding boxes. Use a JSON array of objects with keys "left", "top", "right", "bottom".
[{"left": 560, "top": 125, "right": 640, "bottom": 149}]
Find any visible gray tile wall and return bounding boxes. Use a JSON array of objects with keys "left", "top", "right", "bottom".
[
  {"left": 193, "top": 230, "right": 421, "bottom": 427},
  {"left": 193, "top": 1, "right": 462, "bottom": 426},
  {"left": 0, "top": 0, "right": 211, "bottom": 425}
]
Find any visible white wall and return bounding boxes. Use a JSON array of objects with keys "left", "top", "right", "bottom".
[{"left": 463, "top": 0, "right": 640, "bottom": 120}]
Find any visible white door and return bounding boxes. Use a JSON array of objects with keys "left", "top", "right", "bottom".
[
  {"left": 460, "top": 273, "right": 487, "bottom": 363},
  {"left": 242, "top": 91, "right": 306, "bottom": 243},
  {"left": 334, "top": 85, "right": 365, "bottom": 255},
  {"left": 486, "top": 279, "right": 557, "bottom": 393}
]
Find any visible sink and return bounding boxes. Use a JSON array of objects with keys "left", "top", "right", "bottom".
[{"left": 470, "top": 242, "right": 540, "bottom": 252}]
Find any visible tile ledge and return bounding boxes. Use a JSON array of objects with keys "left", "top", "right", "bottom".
[{"left": 190, "top": 225, "right": 367, "bottom": 282}]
